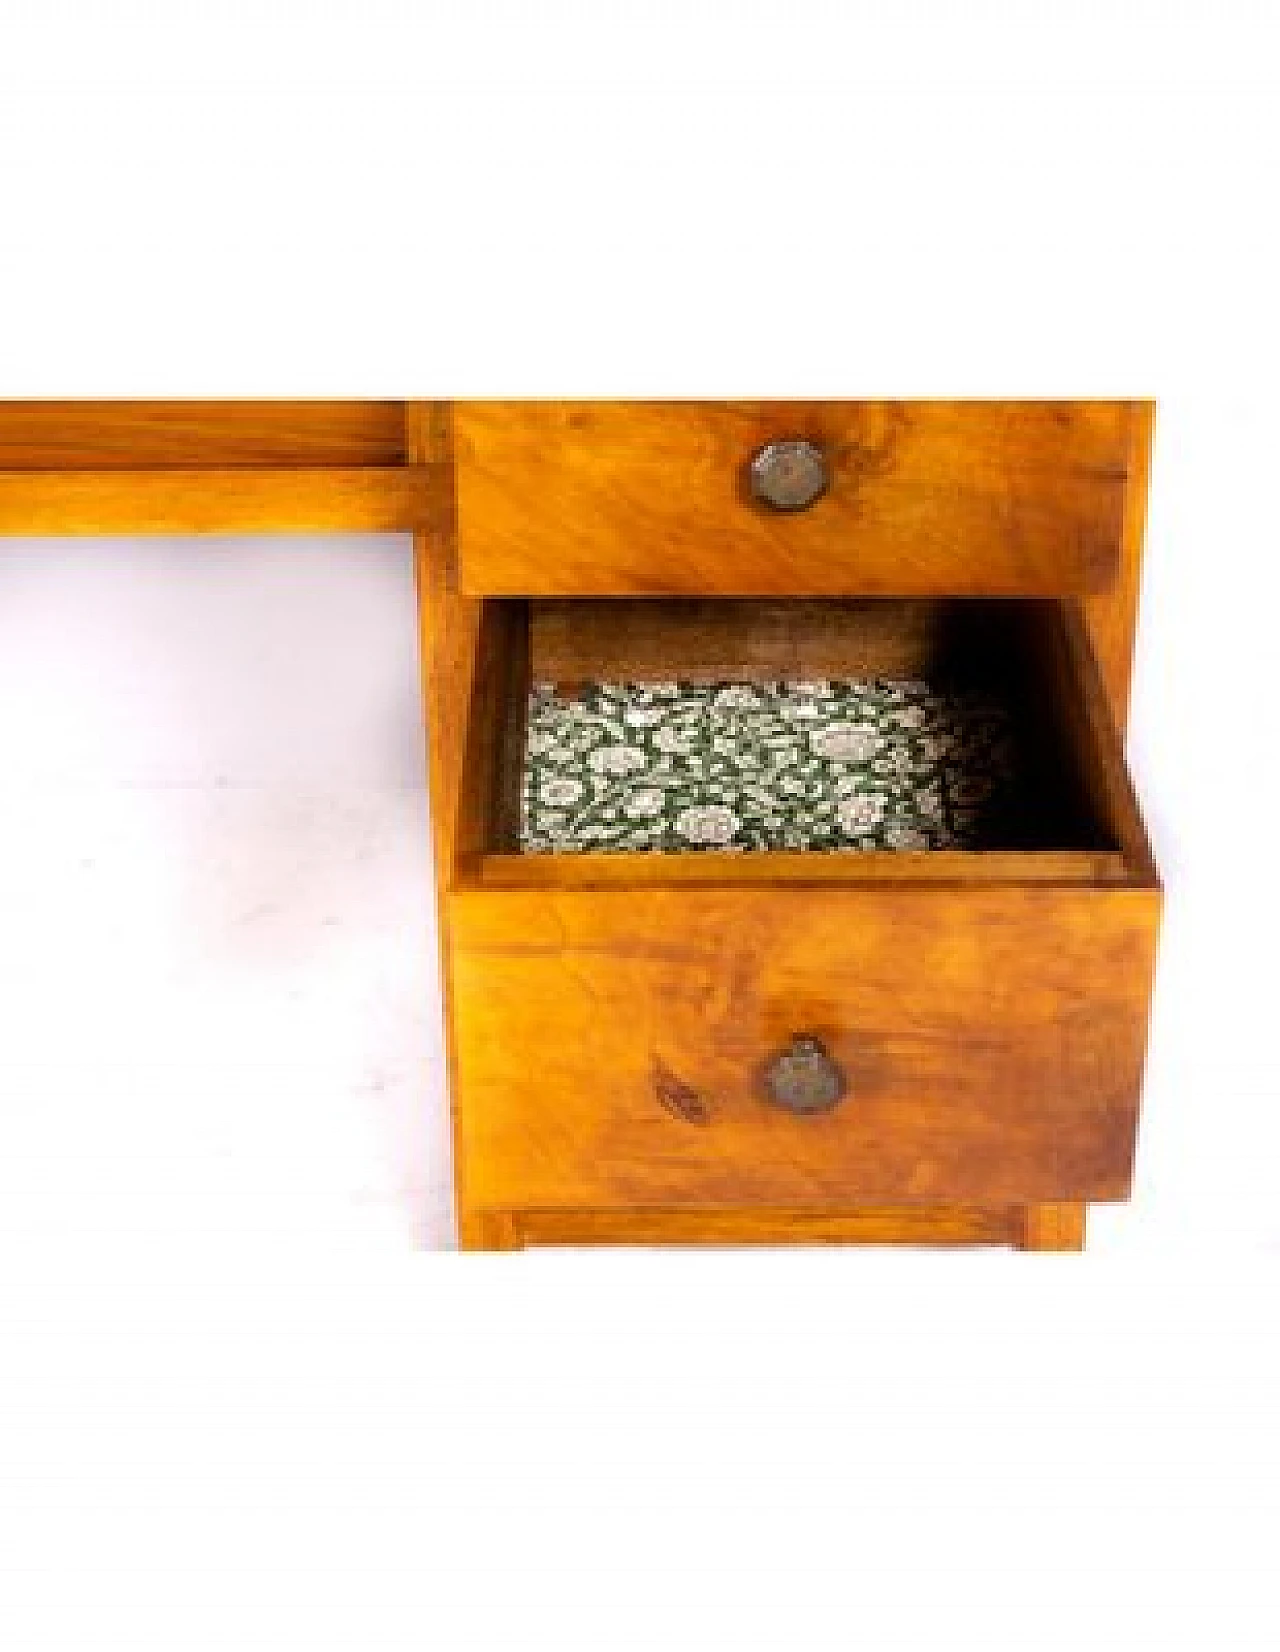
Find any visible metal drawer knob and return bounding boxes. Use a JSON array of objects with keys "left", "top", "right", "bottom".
[
  {"left": 762, "top": 1036, "right": 847, "bottom": 1115},
  {"left": 749, "top": 438, "right": 829, "bottom": 511}
]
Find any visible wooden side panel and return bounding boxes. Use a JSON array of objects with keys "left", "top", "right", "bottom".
[
  {"left": 411, "top": 410, "right": 483, "bottom": 880},
  {"left": 0, "top": 400, "right": 406, "bottom": 468},
  {"left": 409, "top": 402, "right": 490, "bottom": 1244},
  {"left": 0, "top": 466, "right": 434, "bottom": 535},
  {"left": 450, "top": 884, "right": 1162, "bottom": 1212},
  {"left": 1028, "top": 601, "right": 1158, "bottom": 881},
  {"left": 455, "top": 400, "right": 1136, "bottom": 597},
  {"left": 1082, "top": 400, "right": 1155, "bottom": 732}
]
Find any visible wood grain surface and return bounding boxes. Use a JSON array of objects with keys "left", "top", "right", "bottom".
[
  {"left": 0, "top": 400, "right": 406, "bottom": 469},
  {"left": 530, "top": 596, "right": 996, "bottom": 686},
  {"left": 1083, "top": 400, "right": 1156, "bottom": 731},
  {"left": 1017, "top": 1202, "right": 1087, "bottom": 1251},
  {"left": 454, "top": 400, "right": 1138, "bottom": 597},
  {"left": 450, "top": 883, "right": 1161, "bottom": 1212},
  {"left": 408, "top": 403, "right": 489, "bottom": 1246},
  {"left": 466, "top": 1205, "right": 1051, "bottom": 1249},
  {"left": 0, "top": 397, "right": 1156, "bottom": 1251},
  {"left": 471, "top": 848, "right": 1133, "bottom": 889},
  {"left": 0, "top": 466, "right": 435, "bottom": 535}
]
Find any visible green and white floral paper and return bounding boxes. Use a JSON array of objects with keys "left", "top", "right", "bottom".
[{"left": 520, "top": 679, "right": 1021, "bottom": 854}]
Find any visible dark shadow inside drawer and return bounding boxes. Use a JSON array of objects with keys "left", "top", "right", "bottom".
[{"left": 454, "top": 597, "right": 1155, "bottom": 887}]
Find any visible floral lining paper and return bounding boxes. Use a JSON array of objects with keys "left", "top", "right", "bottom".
[{"left": 519, "top": 679, "right": 1024, "bottom": 854}]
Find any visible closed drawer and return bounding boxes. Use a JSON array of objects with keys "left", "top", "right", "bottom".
[
  {"left": 451, "top": 882, "right": 1159, "bottom": 1212},
  {"left": 446, "top": 596, "right": 1161, "bottom": 1217},
  {"left": 453, "top": 400, "right": 1142, "bottom": 597}
]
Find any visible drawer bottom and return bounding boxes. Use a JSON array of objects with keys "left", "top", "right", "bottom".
[{"left": 459, "top": 1202, "right": 1087, "bottom": 1252}]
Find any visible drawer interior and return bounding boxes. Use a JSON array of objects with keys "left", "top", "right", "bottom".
[{"left": 453, "top": 597, "right": 1155, "bottom": 888}]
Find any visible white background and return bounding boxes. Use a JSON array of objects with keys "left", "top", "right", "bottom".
[{"left": 2, "top": 4, "right": 1279, "bottom": 1649}]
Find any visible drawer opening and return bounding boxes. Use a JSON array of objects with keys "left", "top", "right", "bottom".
[{"left": 453, "top": 597, "right": 1155, "bottom": 889}]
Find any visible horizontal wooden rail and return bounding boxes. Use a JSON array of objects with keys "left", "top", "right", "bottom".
[
  {"left": 0, "top": 465, "right": 438, "bottom": 536},
  {"left": 0, "top": 401, "right": 407, "bottom": 469},
  {"left": 468, "top": 848, "right": 1136, "bottom": 890}
]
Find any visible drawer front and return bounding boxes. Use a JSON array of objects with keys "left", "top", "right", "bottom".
[
  {"left": 454, "top": 401, "right": 1139, "bottom": 597},
  {"left": 450, "top": 885, "right": 1161, "bottom": 1213}
]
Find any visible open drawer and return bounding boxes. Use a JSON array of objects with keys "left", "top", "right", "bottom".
[{"left": 446, "top": 595, "right": 1161, "bottom": 1219}]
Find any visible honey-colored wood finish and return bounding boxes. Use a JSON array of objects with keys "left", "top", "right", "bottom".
[
  {"left": 408, "top": 404, "right": 490, "bottom": 1249},
  {"left": 1027, "top": 601, "right": 1156, "bottom": 881},
  {"left": 1083, "top": 401, "right": 1155, "bottom": 731},
  {"left": 473, "top": 849, "right": 1133, "bottom": 890},
  {"left": 0, "top": 400, "right": 435, "bottom": 537},
  {"left": 0, "top": 398, "right": 1159, "bottom": 1252},
  {"left": 454, "top": 401, "right": 1138, "bottom": 598},
  {"left": 443, "top": 537, "right": 1161, "bottom": 1245},
  {"left": 0, "top": 400, "right": 407, "bottom": 468},
  {"left": 531, "top": 597, "right": 982, "bottom": 686},
  {"left": 450, "top": 1203, "right": 1092, "bottom": 1252},
  {"left": 1018, "top": 1202, "right": 1088, "bottom": 1251},
  {"left": 450, "top": 883, "right": 1159, "bottom": 1213},
  {"left": 0, "top": 466, "right": 435, "bottom": 535},
  {"left": 470, "top": 1205, "right": 1044, "bottom": 1249}
]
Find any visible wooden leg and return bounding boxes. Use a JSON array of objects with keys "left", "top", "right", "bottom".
[
  {"left": 1016, "top": 1202, "right": 1087, "bottom": 1252},
  {"left": 457, "top": 1209, "right": 522, "bottom": 1251}
]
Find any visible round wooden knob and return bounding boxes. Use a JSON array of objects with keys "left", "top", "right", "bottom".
[
  {"left": 749, "top": 439, "right": 829, "bottom": 511},
  {"left": 762, "top": 1036, "right": 847, "bottom": 1115}
]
